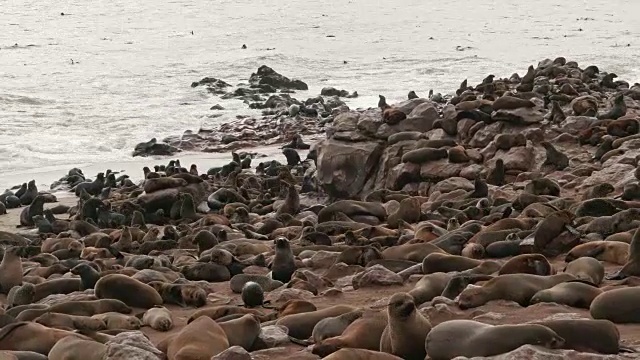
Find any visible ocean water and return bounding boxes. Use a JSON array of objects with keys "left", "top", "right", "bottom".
[{"left": 2, "top": 0, "right": 639, "bottom": 188}]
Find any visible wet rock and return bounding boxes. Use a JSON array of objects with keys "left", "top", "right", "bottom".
[
  {"left": 190, "top": 76, "right": 231, "bottom": 89},
  {"left": 320, "top": 87, "right": 350, "bottom": 97},
  {"left": 352, "top": 264, "right": 403, "bottom": 289},
  {"left": 249, "top": 65, "right": 308, "bottom": 91},
  {"left": 132, "top": 138, "right": 179, "bottom": 157},
  {"left": 210, "top": 104, "right": 225, "bottom": 110}
]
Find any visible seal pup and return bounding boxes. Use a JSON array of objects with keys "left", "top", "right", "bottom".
[
  {"left": 425, "top": 319, "right": 564, "bottom": 359},
  {"left": 271, "top": 237, "right": 296, "bottom": 283},
  {"left": 311, "top": 315, "right": 389, "bottom": 357},
  {"left": 140, "top": 306, "right": 173, "bottom": 331},
  {"left": 311, "top": 309, "right": 364, "bottom": 343},
  {"left": 530, "top": 281, "right": 602, "bottom": 309},
  {"left": 276, "top": 305, "right": 356, "bottom": 340},
  {"left": 380, "top": 293, "right": 431, "bottom": 360}
]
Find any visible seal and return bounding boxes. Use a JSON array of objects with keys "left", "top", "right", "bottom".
[
  {"left": 541, "top": 141, "right": 569, "bottom": 170},
  {"left": 0, "top": 246, "right": 23, "bottom": 294},
  {"left": 401, "top": 148, "right": 448, "bottom": 164},
  {"left": 590, "top": 287, "right": 640, "bottom": 323},
  {"left": 486, "top": 159, "right": 505, "bottom": 186},
  {"left": 425, "top": 319, "right": 564, "bottom": 359},
  {"left": 491, "top": 95, "right": 536, "bottom": 110},
  {"left": 91, "top": 312, "right": 141, "bottom": 330},
  {"left": 241, "top": 281, "right": 264, "bottom": 308},
  {"left": 311, "top": 309, "right": 364, "bottom": 343},
  {"left": 140, "top": 305, "right": 173, "bottom": 332},
  {"left": 229, "top": 274, "right": 283, "bottom": 294},
  {"left": 143, "top": 177, "right": 187, "bottom": 194},
  {"left": 276, "top": 305, "right": 356, "bottom": 339},
  {"left": 323, "top": 349, "right": 402, "bottom": 360},
  {"left": 47, "top": 335, "right": 107, "bottom": 360},
  {"left": 94, "top": 274, "right": 163, "bottom": 308},
  {"left": 380, "top": 293, "right": 431, "bottom": 360},
  {"left": 16, "top": 299, "right": 131, "bottom": 322},
  {"left": 147, "top": 281, "right": 206, "bottom": 308},
  {"left": 188, "top": 306, "right": 268, "bottom": 323},
  {"left": 312, "top": 315, "right": 389, "bottom": 357},
  {"left": 421, "top": 253, "right": 483, "bottom": 274},
  {"left": 19, "top": 180, "right": 38, "bottom": 205},
  {"left": 530, "top": 280, "right": 602, "bottom": 308},
  {"left": 70, "top": 263, "right": 101, "bottom": 290},
  {"left": 34, "top": 312, "right": 106, "bottom": 331},
  {"left": 381, "top": 243, "right": 445, "bottom": 262},
  {"left": 218, "top": 313, "right": 261, "bottom": 350},
  {"left": 271, "top": 237, "right": 296, "bottom": 283},
  {"left": 19, "top": 195, "right": 45, "bottom": 227},
  {"left": 278, "top": 300, "right": 317, "bottom": 317},
  {"left": 533, "top": 319, "right": 624, "bottom": 354},
  {"left": 607, "top": 226, "right": 640, "bottom": 280},
  {"left": 162, "top": 316, "right": 229, "bottom": 359},
  {"left": 282, "top": 148, "right": 301, "bottom": 166},
  {"left": 457, "top": 273, "right": 576, "bottom": 308},
  {"left": 563, "top": 257, "right": 605, "bottom": 285},
  {"left": 564, "top": 241, "right": 629, "bottom": 265},
  {"left": 0, "top": 322, "right": 80, "bottom": 355},
  {"left": 498, "top": 254, "right": 553, "bottom": 276}
]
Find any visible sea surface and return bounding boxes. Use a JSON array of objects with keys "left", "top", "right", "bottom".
[{"left": 2, "top": 0, "right": 639, "bottom": 188}]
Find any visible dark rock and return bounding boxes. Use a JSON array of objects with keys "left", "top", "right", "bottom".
[
  {"left": 132, "top": 138, "right": 179, "bottom": 157},
  {"left": 249, "top": 65, "right": 308, "bottom": 91}
]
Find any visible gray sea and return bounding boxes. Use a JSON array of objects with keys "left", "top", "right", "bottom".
[{"left": 2, "top": 0, "right": 639, "bottom": 188}]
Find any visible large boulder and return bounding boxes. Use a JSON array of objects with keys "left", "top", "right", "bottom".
[{"left": 132, "top": 138, "right": 179, "bottom": 157}]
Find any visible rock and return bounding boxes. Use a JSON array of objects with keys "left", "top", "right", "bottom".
[
  {"left": 211, "top": 346, "right": 251, "bottom": 360},
  {"left": 252, "top": 348, "right": 320, "bottom": 360},
  {"left": 190, "top": 77, "right": 231, "bottom": 89},
  {"left": 530, "top": 313, "right": 588, "bottom": 322},
  {"left": 395, "top": 98, "right": 431, "bottom": 114},
  {"left": 210, "top": 104, "right": 225, "bottom": 110},
  {"left": 323, "top": 263, "right": 365, "bottom": 281},
  {"left": 104, "top": 331, "right": 163, "bottom": 360},
  {"left": 316, "top": 138, "right": 384, "bottom": 199},
  {"left": 431, "top": 177, "right": 474, "bottom": 194},
  {"left": 132, "top": 138, "right": 179, "bottom": 157},
  {"left": 265, "top": 288, "right": 314, "bottom": 302},
  {"left": 352, "top": 264, "right": 403, "bottom": 289},
  {"left": 221, "top": 135, "right": 240, "bottom": 144},
  {"left": 38, "top": 289, "right": 95, "bottom": 306},
  {"left": 249, "top": 65, "right": 308, "bottom": 91},
  {"left": 452, "top": 344, "right": 626, "bottom": 359},
  {"left": 320, "top": 87, "right": 349, "bottom": 97},
  {"left": 420, "top": 160, "right": 467, "bottom": 180},
  {"left": 307, "top": 251, "right": 340, "bottom": 269},
  {"left": 488, "top": 146, "right": 536, "bottom": 172},
  {"left": 408, "top": 102, "right": 439, "bottom": 125},
  {"left": 571, "top": 95, "right": 598, "bottom": 117},
  {"left": 561, "top": 116, "right": 597, "bottom": 135},
  {"left": 289, "top": 104, "right": 300, "bottom": 116},
  {"left": 492, "top": 107, "right": 545, "bottom": 125},
  {"left": 258, "top": 326, "right": 290, "bottom": 348}
]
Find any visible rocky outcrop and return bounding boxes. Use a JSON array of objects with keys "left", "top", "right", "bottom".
[
  {"left": 132, "top": 138, "right": 179, "bottom": 157},
  {"left": 315, "top": 59, "right": 640, "bottom": 200},
  {"left": 249, "top": 65, "right": 308, "bottom": 91}
]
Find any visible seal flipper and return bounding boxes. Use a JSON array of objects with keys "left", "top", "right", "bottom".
[
  {"left": 605, "top": 270, "right": 628, "bottom": 281},
  {"left": 564, "top": 224, "right": 581, "bottom": 237},
  {"left": 581, "top": 246, "right": 606, "bottom": 259},
  {"left": 288, "top": 336, "right": 313, "bottom": 346}
]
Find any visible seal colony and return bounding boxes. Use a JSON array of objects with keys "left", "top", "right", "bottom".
[{"left": 1, "top": 58, "right": 640, "bottom": 359}]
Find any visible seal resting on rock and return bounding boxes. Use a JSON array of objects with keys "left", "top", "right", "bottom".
[{"left": 378, "top": 95, "right": 406, "bottom": 125}]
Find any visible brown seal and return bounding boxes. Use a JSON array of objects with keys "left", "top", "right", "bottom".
[
  {"left": 91, "top": 312, "right": 141, "bottom": 330},
  {"left": 494, "top": 133, "right": 526, "bottom": 151},
  {"left": 161, "top": 316, "right": 229, "bottom": 359},
  {"left": 541, "top": 141, "right": 569, "bottom": 170},
  {"left": 563, "top": 257, "right": 605, "bottom": 285},
  {"left": 486, "top": 159, "right": 505, "bottom": 186},
  {"left": 0, "top": 246, "right": 23, "bottom": 294},
  {"left": 491, "top": 95, "right": 535, "bottom": 110},
  {"left": 147, "top": 281, "right": 207, "bottom": 308},
  {"left": 311, "top": 309, "right": 364, "bottom": 343},
  {"left": 533, "top": 210, "right": 575, "bottom": 254},
  {"left": 401, "top": 148, "right": 448, "bottom": 164},
  {"left": 0, "top": 322, "right": 81, "bottom": 355},
  {"left": 421, "top": 253, "right": 483, "bottom": 274},
  {"left": 94, "top": 274, "right": 163, "bottom": 308},
  {"left": 34, "top": 312, "right": 106, "bottom": 331},
  {"left": 218, "top": 313, "right": 261, "bottom": 351},
  {"left": 312, "top": 315, "right": 389, "bottom": 357},
  {"left": 425, "top": 319, "right": 564, "bottom": 359},
  {"left": 590, "top": 287, "right": 640, "bottom": 323},
  {"left": 143, "top": 177, "right": 187, "bottom": 194},
  {"left": 381, "top": 243, "right": 445, "bottom": 262},
  {"left": 564, "top": 241, "right": 629, "bottom": 265},
  {"left": 278, "top": 300, "right": 317, "bottom": 318},
  {"left": 607, "top": 226, "right": 640, "bottom": 280},
  {"left": 530, "top": 280, "right": 603, "bottom": 308},
  {"left": 498, "top": 254, "right": 553, "bottom": 275},
  {"left": 457, "top": 273, "right": 576, "bottom": 309},
  {"left": 380, "top": 293, "right": 431, "bottom": 360},
  {"left": 47, "top": 335, "right": 106, "bottom": 360},
  {"left": 31, "top": 278, "right": 82, "bottom": 302},
  {"left": 140, "top": 306, "right": 173, "bottom": 332},
  {"left": 533, "top": 319, "right": 624, "bottom": 354},
  {"left": 323, "top": 349, "right": 402, "bottom": 360},
  {"left": 407, "top": 272, "right": 452, "bottom": 306},
  {"left": 271, "top": 238, "right": 296, "bottom": 283},
  {"left": 188, "top": 306, "right": 268, "bottom": 323},
  {"left": 15, "top": 299, "right": 131, "bottom": 322},
  {"left": 276, "top": 305, "right": 356, "bottom": 340}
]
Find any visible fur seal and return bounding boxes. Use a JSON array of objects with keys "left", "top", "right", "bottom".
[
  {"left": 407, "top": 272, "right": 452, "bottom": 306},
  {"left": 218, "top": 313, "right": 261, "bottom": 350},
  {"left": 425, "top": 319, "right": 564, "bottom": 359},
  {"left": 47, "top": 335, "right": 106, "bottom": 360},
  {"left": 94, "top": 274, "right": 163, "bottom": 308},
  {"left": 19, "top": 195, "right": 45, "bottom": 227},
  {"left": 90, "top": 312, "right": 141, "bottom": 330},
  {"left": 34, "top": 312, "right": 106, "bottom": 331},
  {"left": 607, "top": 226, "right": 640, "bottom": 279},
  {"left": 498, "top": 253, "right": 553, "bottom": 276},
  {"left": 311, "top": 315, "right": 389, "bottom": 357},
  {"left": 401, "top": 148, "right": 448, "bottom": 164},
  {"left": 271, "top": 238, "right": 296, "bottom": 283},
  {"left": 311, "top": 309, "right": 363, "bottom": 343},
  {"left": 457, "top": 273, "right": 576, "bottom": 308},
  {"left": 163, "top": 316, "right": 229, "bottom": 359},
  {"left": 147, "top": 281, "right": 206, "bottom": 308},
  {"left": 563, "top": 257, "right": 605, "bottom": 285},
  {"left": 564, "top": 241, "right": 629, "bottom": 265},
  {"left": 533, "top": 319, "right": 624, "bottom": 354},
  {"left": 229, "top": 274, "right": 283, "bottom": 293},
  {"left": 140, "top": 306, "right": 173, "bottom": 331},
  {"left": 0, "top": 246, "right": 23, "bottom": 294},
  {"left": 541, "top": 141, "right": 569, "bottom": 170},
  {"left": 0, "top": 322, "right": 80, "bottom": 355},
  {"left": 241, "top": 281, "right": 264, "bottom": 308},
  {"left": 530, "top": 280, "right": 602, "bottom": 309},
  {"left": 276, "top": 305, "right": 356, "bottom": 339},
  {"left": 590, "top": 287, "right": 640, "bottom": 323},
  {"left": 380, "top": 293, "right": 431, "bottom": 360},
  {"left": 421, "top": 253, "right": 482, "bottom": 274}
]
